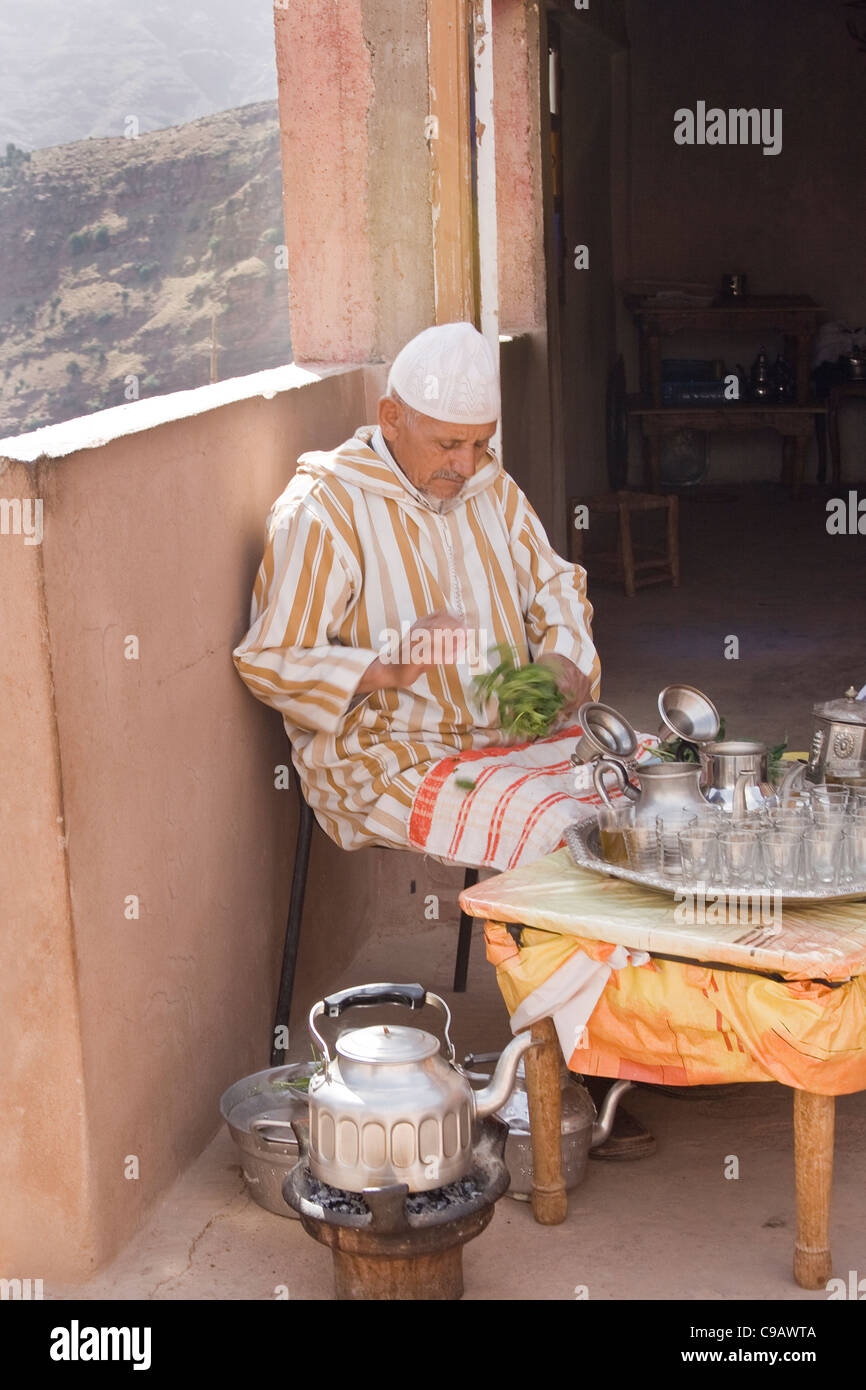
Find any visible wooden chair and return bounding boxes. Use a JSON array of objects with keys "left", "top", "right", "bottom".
[
  {"left": 270, "top": 762, "right": 478, "bottom": 1064},
  {"left": 569, "top": 490, "right": 680, "bottom": 598}
]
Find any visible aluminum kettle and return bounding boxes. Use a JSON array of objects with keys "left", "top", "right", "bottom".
[{"left": 305, "top": 983, "right": 535, "bottom": 1193}]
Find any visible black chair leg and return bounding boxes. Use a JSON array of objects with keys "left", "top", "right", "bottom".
[
  {"left": 453, "top": 866, "right": 479, "bottom": 993},
  {"left": 270, "top": 786, "right": 314, "bottom": 1065}
]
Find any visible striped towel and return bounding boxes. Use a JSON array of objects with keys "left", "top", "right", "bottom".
[{"left": 408, "top": 724, "right": 658, "bottom": 871}]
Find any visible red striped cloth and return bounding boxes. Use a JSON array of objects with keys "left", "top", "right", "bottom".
[{"left": 408, "top": 724, "right": 658, "bottom": 871}]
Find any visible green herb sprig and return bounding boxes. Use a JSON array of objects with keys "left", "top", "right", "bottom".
[{"left": 472, "top": 644, "right": 565, "bottom": 740}]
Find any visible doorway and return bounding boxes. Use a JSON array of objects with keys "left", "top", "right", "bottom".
[{"left": 544, "top": 10, "right": 628, "bottom": 502}]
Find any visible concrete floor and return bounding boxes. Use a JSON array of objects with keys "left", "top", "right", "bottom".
[
  {"left": 48, "top": 1069, "right": 866, "bottom": 1302},
  {"left": 51, "top": 485, "right": 866, "bottom": 1302},
  {"left": 594, "top": 481, "right": 865, "bottom": 752}
]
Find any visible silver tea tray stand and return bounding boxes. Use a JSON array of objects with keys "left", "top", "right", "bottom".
[{"left": 563, "top": 819, "right": 866, "bottom": 908}]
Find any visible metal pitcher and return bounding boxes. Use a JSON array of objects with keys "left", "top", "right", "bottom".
[{"left": 593, "top": 758, "right": 710, "bottom": 825}]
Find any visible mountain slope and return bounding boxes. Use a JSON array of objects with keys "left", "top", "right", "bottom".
[{"left": 0, "top": 101, "right": 291, "bottom": 437}]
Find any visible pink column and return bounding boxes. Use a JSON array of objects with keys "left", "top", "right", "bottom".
[{"left": 273, "top": 0, "right": 377, "bottom": 363}]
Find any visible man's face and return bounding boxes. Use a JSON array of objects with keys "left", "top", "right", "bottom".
[{"left": 378, "top": 396, "right": 497, "bottom": 501}]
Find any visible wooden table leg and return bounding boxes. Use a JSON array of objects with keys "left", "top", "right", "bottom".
[
  {"left": 793, "top": 1089, "right": 834, "bottom": 1290},
  {"left": 643, "top": 433, "right": 662, "bottom": 493},
  {"left": 617, "top": 495, "right": 636, "bottom": 598},
  {"left": 525, "top": 1017, "right": 567, "bottom": 1225}
]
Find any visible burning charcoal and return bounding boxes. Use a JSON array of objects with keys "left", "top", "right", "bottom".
[
  {"left": 305, "top": 1175, "right": 370, "bottom": 1217},
  {"left": 405, "top": 1175, "right": 480, "bottom": 1214}
]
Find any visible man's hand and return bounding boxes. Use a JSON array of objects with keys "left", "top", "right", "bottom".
[
  {"left": 356, "top": 611, "right": 470, "bottom": 694},
  {"left": 535, "top": 653, "right": 593, "bottom": 734}
]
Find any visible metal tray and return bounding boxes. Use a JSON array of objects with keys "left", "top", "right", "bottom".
[{"left": 563, "top": 819, "right": 866, "bottom": 908}]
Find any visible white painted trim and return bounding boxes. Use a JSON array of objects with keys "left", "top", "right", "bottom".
[{"left": 0, "top": 362, "right": 360, "bottom": 465}]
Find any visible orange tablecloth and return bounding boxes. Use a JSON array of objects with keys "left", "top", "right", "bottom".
[{"left": 462, "top": 849, "right": 866, "bottom": 1095}]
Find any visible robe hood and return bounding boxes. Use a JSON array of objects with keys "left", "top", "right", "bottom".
[{"left": 295, "top": 424, "right": 502, "bottom": 515}]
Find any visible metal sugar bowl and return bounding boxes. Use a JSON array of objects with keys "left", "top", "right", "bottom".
[
  {"left": 306, "top": 983, "right": 534, "bottom": 1193},
  {"left": 807, "top": 688, "right": 866, "bottom": 783}
]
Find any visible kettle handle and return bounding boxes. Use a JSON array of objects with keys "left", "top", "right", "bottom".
[
  {"left": 322, "top": 982, "right": 427, "bottom": 1016},
  {"left": 593, "top": 756, "right": 637, "bottom": 809},
  {"left": 309, "top": 983, "right": 455, "bottom": 1071}
]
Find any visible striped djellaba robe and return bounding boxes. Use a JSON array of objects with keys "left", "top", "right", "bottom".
[{"left": 233, "top": 424, "right": 600, "bottom": 855}]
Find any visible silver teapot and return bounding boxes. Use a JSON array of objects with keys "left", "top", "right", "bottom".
[
  {"left": 593, "top": 758, "right": 710, "bottom": 824},
  {"left": 306, "top": 983, "right": 534, "bottom": 1193},
  {"left": 700, "top": 740, "right": 778, "bottom": 816}
]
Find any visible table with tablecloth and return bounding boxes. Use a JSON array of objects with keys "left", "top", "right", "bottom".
[{"left": 459, "top": 848, "right": 866, "bottom": 1289}]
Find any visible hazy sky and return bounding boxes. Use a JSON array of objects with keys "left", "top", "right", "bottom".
[{"left": 0, "top": 0, "right": 278, "bottom": 150}]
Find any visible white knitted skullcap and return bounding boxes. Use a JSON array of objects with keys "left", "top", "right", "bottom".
[{"left": 387, "top": 322, "right": 500, "bottom": 424}]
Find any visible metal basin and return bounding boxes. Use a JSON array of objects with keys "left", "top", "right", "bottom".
[{"left": 220, "top": 1062, "right": 318, "bottom": 1218}]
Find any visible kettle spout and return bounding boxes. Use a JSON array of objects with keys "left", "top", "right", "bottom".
[
  {"left": 777, "top": 759, "right": 805, "bottom": 806},
  {"left": 472, "top": 1030, "right": 537, "bottom": 1120},
  {"left": 590, "top": 1079, "right": 634, "bottom": 1148},
  {"left": 732, "top": 768, "right": 753, "bottom": 822}
]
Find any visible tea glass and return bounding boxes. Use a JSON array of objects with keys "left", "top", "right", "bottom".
[
  {"left": 623, "top": 824, "right": 661, "bottom": 875},
  {"left": 848, "top": 815, "right": 866, "bottom": 878},
  {"left": 825, "top": 762, "right": 866, "bottom": 801},
  {"left": 764, "top": 800, "right": 812, "bottom": 830},
  {"left": 677, "top": 825, "right": 719, "bottom": 884},
  {"left": 655, "top": 814, "right": 698, "bottom": 879},
  {"left": 803, "top": 827, "right": 845, "bottom": 889},
  {"left": 597, "top": 804, "right": 637, "bottom": 867},
  {"left": 759, "top": 827, "right": 803, "bottom": 892},
  {"left": 719, "top": 827, "right": 762, "bottom": 887},
  {"left": 808, "top": 785, "right": 850, "bottom": 816}
]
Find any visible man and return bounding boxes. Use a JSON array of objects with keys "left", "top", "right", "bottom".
[
  {"left": 233, "top": 322, "right": 599, "bottom": 857},
  {"left": 233, "top": 322, "right": 652, "bottom": 1158}
]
